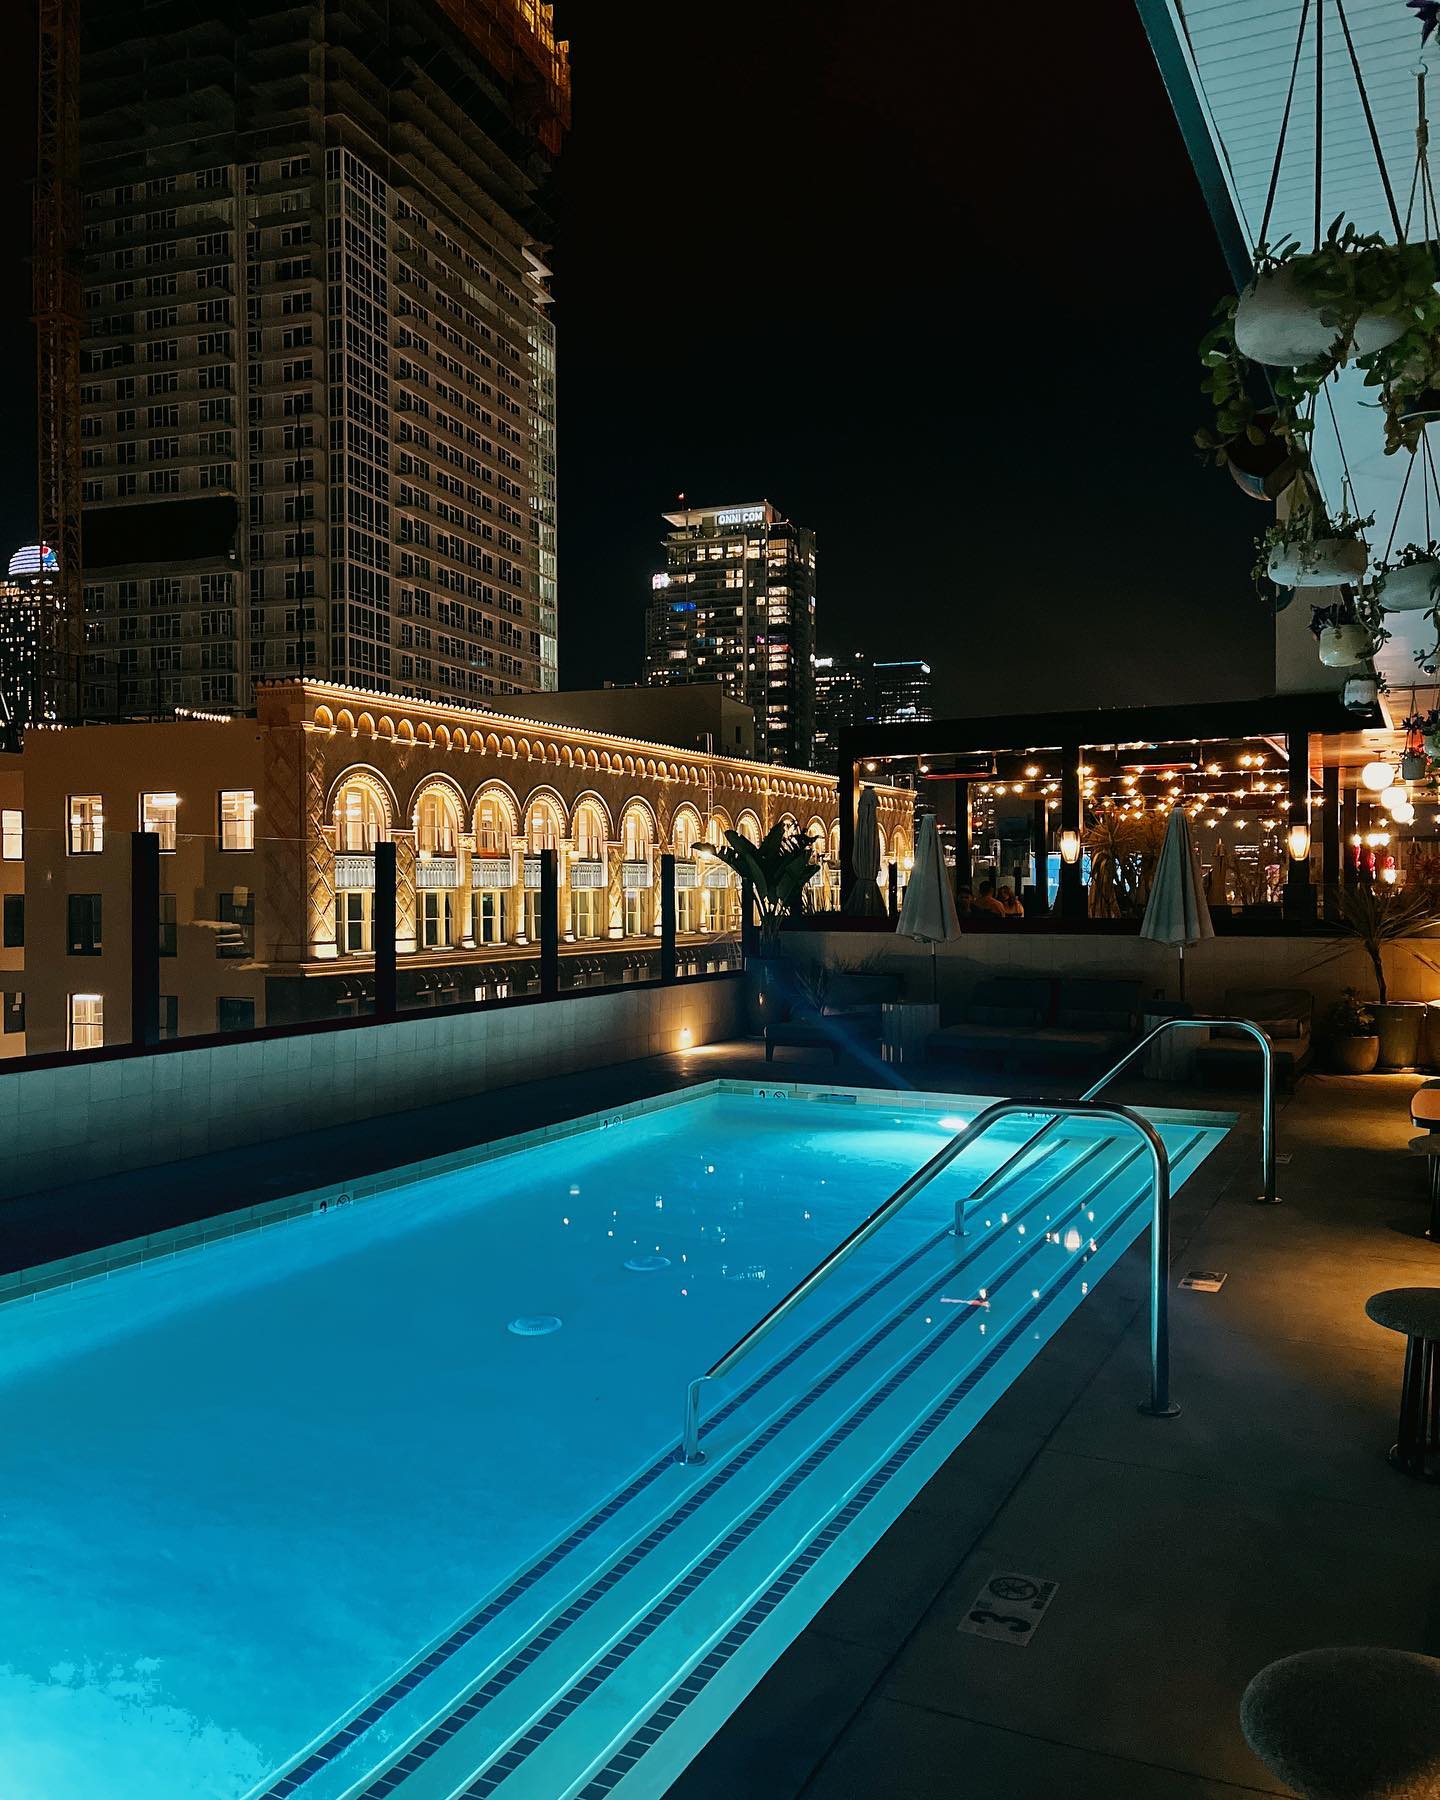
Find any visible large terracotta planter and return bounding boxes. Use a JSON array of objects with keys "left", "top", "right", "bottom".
[
  {"left": 1234, "top": 263, "right": 1404, "bottom": 366},
  {"left": 1269, "top": 539, "right": 1368, "bottom": 589},
  {"left": 1329, "top": 1034, "right": 1380, "bottom": 1074},
  {"left": 1373, "top": 1000, "right": 1427, "bottom": 1069}
]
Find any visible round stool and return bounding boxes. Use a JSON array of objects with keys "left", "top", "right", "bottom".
[
  {"left": 1365, "top": 1288, "right": 1440, "bottom": 1478},
  {"left": 1241, "top": 1648, "right": 1440, "bottom": 1799},
  {"left": 1411, "top": 1080, "right": 1440, "bottom": 1134}
]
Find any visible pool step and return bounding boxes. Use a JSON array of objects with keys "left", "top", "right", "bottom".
[{"left": 295, "top": 1125, "right": 1210, "bottom": 1800}]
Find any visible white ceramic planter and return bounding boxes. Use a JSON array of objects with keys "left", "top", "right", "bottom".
[
  {"left": 1268, "top": 536, "right": 1368, "bottom": 587},
  {"left": 1377, "top": 559, "right": 1440, "bottom": 613},
  {"left": 1316, "top": 623, "right": 1372, "bottom": 667},
  {"left": 1234, "top": 263, "right": 1404, "bottom": 367},
  {"left": 1343, "top": 676, "right": 1380, "bottom": 709}
]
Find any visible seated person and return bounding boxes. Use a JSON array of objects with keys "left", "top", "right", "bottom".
[
  {"left": 973, "top": 879, "right": 1006, "bottom": 917},
  {"left": 996, "top": 882, "right": 1025, "bottom": 919},
  {"left": 954, "top": 883, "right": 975, "bottom": 917}
]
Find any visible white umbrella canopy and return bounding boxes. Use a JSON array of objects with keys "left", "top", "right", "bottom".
[
  {"left": 898, "top": 814, "right": 962, "bottom": 1001},
  {"left": 1140, "top": 805, "right": 1214, "bottom": 1002},
  {"left": 842, "top": 785, "right": 887, "bottom": 917}
]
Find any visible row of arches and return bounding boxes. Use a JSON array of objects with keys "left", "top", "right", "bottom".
[
  {"left": 329, "top": 766, "right": 839, "bottom": 861},
  {"left": 310, "top": 706, "right": 830, "bottom": 805}
]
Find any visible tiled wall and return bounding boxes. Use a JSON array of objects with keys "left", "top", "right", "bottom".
[{"left": 0, "top": 978, "right": 745, "bottom": 1201}]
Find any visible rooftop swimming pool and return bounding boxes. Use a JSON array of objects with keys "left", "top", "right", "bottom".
[{"left": 0, "top": 1081, "right": 1234, "bottom": 1799}]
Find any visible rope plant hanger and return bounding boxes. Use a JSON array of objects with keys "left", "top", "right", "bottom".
[{"left": 1198, "top": 0, "right": 1436, "bottom": 509}]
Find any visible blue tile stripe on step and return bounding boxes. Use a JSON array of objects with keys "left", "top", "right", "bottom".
[
  {"left": 255, "top": 1140, "right": 1061, "bottom": 1797},
  {"left": 367, "top": 1130, "right": 1204, "bottom": 1798},
  {"left": 454, "top": 1142, "right": 1192, "bottom": 1799}
]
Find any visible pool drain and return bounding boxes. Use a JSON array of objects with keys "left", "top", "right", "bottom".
[
  {"left": 624, "top": 1254, "right": 671, "bottom": 1273},
  {"left": 508, "top": 1315, "right": 562, "bottom": 1337}
]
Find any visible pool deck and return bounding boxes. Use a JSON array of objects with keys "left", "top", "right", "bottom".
[{"left": 8, "top": 1034, "right": 1439, "bottom": 1796}]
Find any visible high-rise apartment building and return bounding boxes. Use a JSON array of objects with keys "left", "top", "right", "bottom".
[
  {"left": 0, "top": 545, "right": 62, "bottom": 739},
  {"left": 74, "top": 0, "right": 568, "bottom": 721},
  {"left": 644, "top": 501, "right": 816, "bottom": 767},
  {"left": 812, "top": 651, "right": 933, "bottom": 770}
]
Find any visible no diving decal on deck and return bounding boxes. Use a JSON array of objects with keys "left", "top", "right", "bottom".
[{"left": 959, "top": 1572, "right": 1058, "bottom": 1647}]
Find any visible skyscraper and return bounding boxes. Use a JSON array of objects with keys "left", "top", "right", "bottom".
[
  {"left": 0, "top": 544, "right": 62, "bottom": 739},
  {"left": 73, "top": 0, "right": 568, "bottom": 720},
  {"left": 644, "top": 500, "right": 816, "bottom": 767},
  {"left": 812, "top": 651, "right": 933, "bottom": 770}
]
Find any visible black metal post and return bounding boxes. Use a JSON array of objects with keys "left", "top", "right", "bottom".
[
  {"left": 539, "top": 847, "right": 559, "bottom": 998},
  {"left": 1030, "top": 795, "right": 1050, "bottom": 913},
  {"left": 660, "top": 851, "right": 677, "bottom": 982},
  {"left": 373, "top": 840, "right": 397, "bottom": 1019},
  {"left": 887, "top": 859, "right": 899, "bottom": 918},
  {"left": 1059, "top": 744, "right": 1085, "bottom": 920},
  {"left": 955, "top": 780, "right": 972, "bottom": 887},
  {"left": 837, "top": 734, "right": 858, "bottom": 910},
  {"left": 130, "top": 830, "right": 161, "bottom": 1048},
  {"left": 1342, "top": 779, "right": 1361, "bottom": 888},
  {"left": 1283, "top": 728, "right": 1316, "bottom": 921},
  {"left": 1321, "top": 761, "right": 1341, "bottom": 918},
  {"left": 741, "top": 873, "right": 759, "bottom": 960}
]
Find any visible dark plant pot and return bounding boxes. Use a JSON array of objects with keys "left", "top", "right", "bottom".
[
  {"left": 1373, "top": 1001, "right": 1427, "bottom": 1069},
  {"left": 746, "top": 952, "right": 793, "bottom": 1036},
  {"left": 1399, "top": 386, "right": 1440, "bottom": 426},
  {"left": 1329, "top": 1034, "right": 1380, "bottom": 1074},
  {"left": 1226, "top": 413, "right": 1299, "bottom": 504}
]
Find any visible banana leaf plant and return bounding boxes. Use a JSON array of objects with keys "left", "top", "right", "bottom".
[{"left": 700, "top": 824, "right": 819, "bottom": 952}]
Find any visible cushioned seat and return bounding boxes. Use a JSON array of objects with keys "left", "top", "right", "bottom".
[
  {"left": 763, "top": 970, "right": 902, "bottom": 1062},
  {"left": 927, "top": 975, "right": 1141, "bottom": 1066},
  {"left": 1241, "top": 1647, "right": 1440, "bottom": 1799},
  {"left": 1193, "top": 986, "right": 1313, "bottom": 1086}
]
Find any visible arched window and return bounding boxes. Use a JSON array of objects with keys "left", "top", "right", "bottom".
[
  {"left": 672, "top": 808, "right": 700, "bottom": 858},
  {"left": 526, "top": 795, "right": 564, "bottom": 853},
  {"left": 573, "top": 799, "right": 607, "bottom": 860},
  {"left": 621, "top": 803, "right": 653, "bottom": 861},
  {"left": 335, "top": 782, "right": 386, "bottom": 852},
  {"left": 474, "top": 793, "right": 509, "bottom": 855},
  {"left": 736, "top": 811, "right": 761, "bottom": 846},
  {"left": 415, "top": 788, "right": 459, "bottom": 856}
]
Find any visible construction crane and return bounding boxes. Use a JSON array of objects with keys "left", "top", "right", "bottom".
[{"left": 33, "top": 0, "right": 82, "bottom": 726}]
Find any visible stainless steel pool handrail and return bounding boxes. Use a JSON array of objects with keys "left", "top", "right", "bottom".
[
  {"left": 960, "top": 1017, "right": 1278, "bottom": 1227},
  {"left": 679, "top": 1098, "right": 1175, "bottom": 1464}
]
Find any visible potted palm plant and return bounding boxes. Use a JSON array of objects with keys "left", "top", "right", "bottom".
[
  {"left": 1317, "top": 882, "right": 1440, "bottom": 1068},
  {"left": 1321, "top": 987, "right": 1380, "bottom": 1074},
  {"left": 700, "top": 822, "right": 819, "bottom": 1033}
]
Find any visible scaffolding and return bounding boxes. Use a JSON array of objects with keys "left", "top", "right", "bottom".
[{"left": 33, "top": 0, "right": 82, "bottom": 724}]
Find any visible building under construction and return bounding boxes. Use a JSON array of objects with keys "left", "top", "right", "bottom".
[{"left": 62, "top": 0, "right": 568, "bottom": 720}]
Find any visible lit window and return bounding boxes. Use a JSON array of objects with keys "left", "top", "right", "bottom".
[
  {"left": 219, "top": 789, "right": 256, "bottom": 851},
  {"left": 140, "top": 792, "right": 179, "bottom": 851},
  {"left": 336, "top": 783, "right": 385, "bottom": 852},
  {"left": 68, "top": 794, "right": 104, "bottom": 855},
  {"left": 416, "top": 789, "right": 458, "bottom": 856},
  {"left": 68, "top": 993, "right": 103, "bottom": 1050},
  {"left": 1, "top": 809, "right": 21, "bottom": 860},
  {"left": 336, "top": 889, "right": 372, "bottom": 954},
  {"left": 474, "top": 796, "right": 506, "bottom": 854},
  {"left": 527, "top": 798, "right": 562, "bottom": 853},
  {"left": 574, "top": 802, "right": 606, "bottom": 860}
]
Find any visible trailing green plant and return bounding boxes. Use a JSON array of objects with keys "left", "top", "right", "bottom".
[
  {"left": 1305, "top": 589, "right": 1389, "bottom": 657},
  {"left": 699, "top": 823, "right": 819, "bottom": 952},
  {"left": 1201, "top": 221, "right": 1440, "bottom": 461},
  {"left": 1322, "top": 986, "right": 1375, "bottom": 1039},
  {"left": 1252, "top": 499, "right": 1373, "bottom": 605},
  {"left": 1314, "top": 880, "right": 1440, "bottom": 1005}
]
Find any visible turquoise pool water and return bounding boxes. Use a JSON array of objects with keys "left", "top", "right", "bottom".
[{"left": 0, "top": 1085, "right": 1227, "bottom": 1799}]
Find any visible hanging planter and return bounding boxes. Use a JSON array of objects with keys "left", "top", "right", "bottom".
[
  {"left": 1373, "top": 543, "right": 1440, "bottom": 612},
  {"left": 1257, "top": 501, "right": 1371, "bottom": 592},
  {"left": 1343, "top": 675, "right": 1380, "bottom": 710},
  {"left": 1310, "top": 600, "right": 1379, "bottom": 668},
  {"left": 1195, "top": 407, "right": 1302, "bottom": 503},
  {"left": 1233, "top": 252, "right": 1406, "bottom": 369},
  {"left": 1402, "top": 750, "right": 1430, "bottom": 781}
]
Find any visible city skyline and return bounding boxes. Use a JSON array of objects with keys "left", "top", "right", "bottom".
[{"left": 0, "top": 1, "right": 1272, "bottom": 717}]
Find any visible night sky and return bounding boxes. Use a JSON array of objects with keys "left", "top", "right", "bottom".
[{"left": 2, "top": 1, "right": 1273, "bottom": 716}]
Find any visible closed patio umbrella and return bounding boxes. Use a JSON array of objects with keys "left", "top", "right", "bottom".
[
  {"left": 1140, "top": 805, "right": 1214, "bottom": 1002},
  {"left": 898, "top": 813, "right": 962, "bottom": 1001},
  {"left": 842, "top": 785, "right": 886, "bottom": 916}
]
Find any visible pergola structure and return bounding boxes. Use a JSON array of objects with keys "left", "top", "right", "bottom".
[{"left": 838, "top": 689, "right": 1380, "bottom": 921}]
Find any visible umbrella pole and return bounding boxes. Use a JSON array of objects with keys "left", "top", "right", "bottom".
[
  {"left": 1178, "top": 943, "right": 1186, "bottom": 1005},
  {"left": 932, "top": 940, "right": 938, "bottom": 1007}
]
